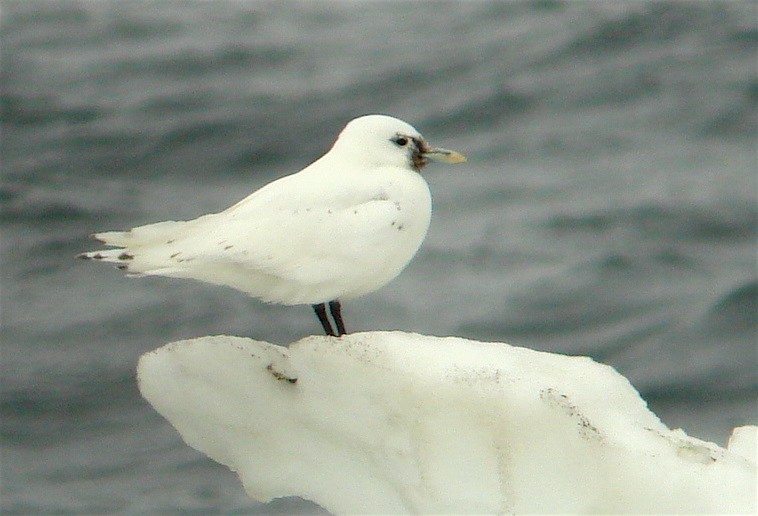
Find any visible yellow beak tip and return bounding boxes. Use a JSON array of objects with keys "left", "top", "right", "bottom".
[
  {"left": 449, "top": 152, "right": 467, "bottom": 163},
  {"left": 428, "top": 149, "right": 467, "bottom": 164}
]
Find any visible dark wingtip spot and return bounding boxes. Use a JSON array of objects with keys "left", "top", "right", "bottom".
[
  {"left": 77, "top": 253, "right": 91, "bottom": 260},
  {"left": 224, "top": 245, "right": 233, "bottom": 250},
  {"left": 170, "top": 252, "right": 181, "bottom": 259},
  {"left": 118, "top": 252, "right": 134, "bottom": 260},
  {"left": 116, "top": 264, "right": 128, "bottom": 270},
  {"left": 93, "top": 253, "right": 104, "bottom": 260}
]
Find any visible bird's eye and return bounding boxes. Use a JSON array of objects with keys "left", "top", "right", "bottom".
[{"left": 393, "top": 137, "right": 409, "bottom": 147}]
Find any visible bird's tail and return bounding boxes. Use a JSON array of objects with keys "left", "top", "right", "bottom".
[
  {"left": 77, "top": 247, "right": 135, "bottom": 269},
  {"left": 77, "top": 220, "right": 188, "bottom": 271},
  {"left": 92, "top": 220, "right": 187, "bottom": 246}
]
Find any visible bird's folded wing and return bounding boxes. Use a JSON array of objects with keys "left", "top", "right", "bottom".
[{"left": 168, "top": 198, "right": 407, "bottom": 285}]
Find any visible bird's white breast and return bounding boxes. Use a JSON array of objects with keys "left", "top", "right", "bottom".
[{"left": 332, "top": 167, "right": 432, "bottom": 300}]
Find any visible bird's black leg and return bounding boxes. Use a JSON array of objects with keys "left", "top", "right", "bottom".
[
  {"left": 329, "top": 299, "right": 346, "bottom": 336},
  {"left": 313, "top": 303, "right": 335, "bottom": 336}
]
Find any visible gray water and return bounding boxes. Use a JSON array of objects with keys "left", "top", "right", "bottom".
[{"left": 2, "top": 1, "right": 756, "bottom": 513}]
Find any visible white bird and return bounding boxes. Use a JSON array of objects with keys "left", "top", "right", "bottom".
[{"left": 79, "top": 114, "right": 466, "bottom": 336}]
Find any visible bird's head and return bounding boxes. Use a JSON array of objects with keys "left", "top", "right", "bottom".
[{"left": 331, "top": 114, "right": 466, "bottom": 172}]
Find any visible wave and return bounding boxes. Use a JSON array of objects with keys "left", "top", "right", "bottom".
[
  {"left": 544, "top": 202, "right": 757, "bottom": 242},
  {"left": 701, "top": 280, "right": 758, "bottom": 334}
]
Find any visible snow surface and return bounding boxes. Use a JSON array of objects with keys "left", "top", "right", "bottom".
[{"left": 137, "top": 332, "right": 756, "bottom": 514}]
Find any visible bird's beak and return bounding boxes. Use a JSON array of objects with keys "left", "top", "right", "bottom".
[{"left": 422, "top": 147, "right": 467, "bottom": 164}]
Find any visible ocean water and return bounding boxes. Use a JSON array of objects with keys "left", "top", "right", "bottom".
[{"left": 1, "top": 0, "right": 756, "bottom": 512}]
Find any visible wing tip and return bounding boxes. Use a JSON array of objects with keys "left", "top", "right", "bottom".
[
  {"left": 78, "top": 251, "right": 103, "bottom": 260},
  {"left": 77, "top": 249, "right": 133, "bottom": 262}
]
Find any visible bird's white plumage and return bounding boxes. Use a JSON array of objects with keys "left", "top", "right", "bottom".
[{"left": 81, "top": 115, "right": 464, "bottom": 305}]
